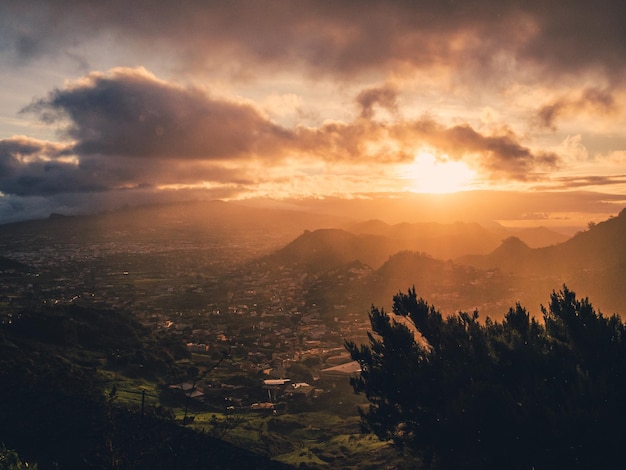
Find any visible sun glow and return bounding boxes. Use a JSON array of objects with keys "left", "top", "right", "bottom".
[{"left": 400, "top": 153, "right": 477, "bottom": 194}]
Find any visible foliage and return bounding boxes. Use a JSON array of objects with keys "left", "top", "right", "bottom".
[
  {"left": 346, "top": 286, "right": 626, "bottom": 469},
  {"left": 0, "top": 445, "right": 38, "bottom": 470}
]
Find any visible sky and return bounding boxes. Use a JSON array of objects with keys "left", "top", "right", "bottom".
[{"left": 0, "top": 0, "right": 625, "bottom": 230}]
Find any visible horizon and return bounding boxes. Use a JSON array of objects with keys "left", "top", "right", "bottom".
[
  {"left": 1, "top": 1, "right": 625, "bottom": 226},
  {"left": 3, "top": 194, "right": 624, "bottom": 238}
]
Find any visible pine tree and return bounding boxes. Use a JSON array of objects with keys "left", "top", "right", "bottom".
[{"left": 346, "top": 286, "right": 626, "bottom": 469}]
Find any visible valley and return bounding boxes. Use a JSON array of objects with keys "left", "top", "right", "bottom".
[{"left": 1, "top": 201, "right": 625, "bottom": 469}]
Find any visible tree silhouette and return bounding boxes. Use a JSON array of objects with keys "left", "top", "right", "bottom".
[
  {"left": 0, "top": 445, "right": 38, "bottom": 470},
  {"left": 346, "top": 286, "right": 626, "bottom": 469}
]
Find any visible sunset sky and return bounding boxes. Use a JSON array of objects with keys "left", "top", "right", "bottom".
[{"left": 1, "top": 0, "right": 625, "bottom": 230}]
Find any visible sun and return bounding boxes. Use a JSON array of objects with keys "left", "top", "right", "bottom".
[{"left": 399, "top": 152, "right": 476, "bottom": 194}]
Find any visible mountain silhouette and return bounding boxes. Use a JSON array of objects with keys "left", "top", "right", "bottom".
[
  {"left": 458, "top": 236, "right": 535, "bottom": 272},
  {"left": 345, "top": 219, "right": 568, "bottom": 259},
  {"left": 269, "top": 229, "right": 398, "bottom": 272},
  {"left": 458, "top": 208, "right": 626, "bottom": 275},
  {"left": 455, "top": 208, "right": 626, "bottom": 315},
  {"left": 548, "top": 208, "right": 626, "bottom": 272},
  {"left": 274, "top": 209, "right": 625, "bottom": 318}
]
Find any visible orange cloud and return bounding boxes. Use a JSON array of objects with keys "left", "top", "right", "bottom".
[{"left": 7, "top": 68, "right": 562, "bottom": 199}]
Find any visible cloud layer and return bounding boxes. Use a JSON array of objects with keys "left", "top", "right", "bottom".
[
  {"left": 0, "top": 67, "right": 563, "bottom": 200},
  {"left": 0, "top": 0, "right": 624, "bottom": 223},
  {"left": 3, "top": 0, "right": 626, "bottom": 82}
]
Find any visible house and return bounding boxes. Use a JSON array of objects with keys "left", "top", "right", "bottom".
[
  {"left": 262, "top": 378, "right": 291, "bottom": 402},
  {"left": 319, "top": 361, "right": 361, "bottom": 380}
]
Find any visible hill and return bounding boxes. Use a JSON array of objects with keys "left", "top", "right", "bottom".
[
  {"left": 456, "top": 208, "right": 626, "bottom": 314},
  {"left": 268, "top": 228, "right": 402, "bottom": 272},
  {"left": 345, "top": 219, "right": 568, "bottom": 259},
  {"left": 0, "top": 303, "right": 293, "bottom": 469},
  {"left": 458, "top": 208, "right": 626, "bottom": 274},
  {"left": 270, "top": 209, "right": 625, "bottom": 319}
]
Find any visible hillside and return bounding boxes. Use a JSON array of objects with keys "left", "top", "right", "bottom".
[
  {"left": 456, "top": 208, "right": 626, "bottom": 314},
  {"left": 0, "top": 303, "right": 292, "bottom": 469},
  {"left": 270, "top": 210, "right": 625, "bottom": 319},
  {"left": 268, "top": 229, "right": 399, "bottom": 272},
  {"left": 345, "top": 219, "right": 569, "bottom": 259},
  {"left": 458, "top": 208, "right": 626, "bottom": 274}
]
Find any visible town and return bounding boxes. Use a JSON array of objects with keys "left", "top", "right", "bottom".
[{"left": 0, "top": 215, "right": 371, "bottom": 418}]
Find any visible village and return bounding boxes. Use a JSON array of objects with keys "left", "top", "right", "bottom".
[{"left": 0, "top": 228, "right": 371, "bottom": 416}]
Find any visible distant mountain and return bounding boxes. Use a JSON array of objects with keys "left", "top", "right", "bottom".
[
  {"left": 296, "top": 246, "right": 517, "bottom": 319},
  {"left": 268, "top": 229, "right": 398, "bottom": 272},
  {"left": 345, "top": 219, "right": 569, "bottom": 259},
  {"left": 273, "top": 209, "right": 625, "bottom": 319},
  {"left": 458, "top": 236, "right": 535, "bottom": 272},
  {"left": 0, "top": 200, "right": 349, "bottom": 257},
  {"left": 548, "top": 208, "right": 626, "bottom": 272},
  {"left": 509, "top": 226, "right": 569, "bottom": 248},
  {"left": 459, "top": 208, "right": 626, "bottom": 275},
  {"left": 456, "top": 208, "right": 626, "bottom": 315}
]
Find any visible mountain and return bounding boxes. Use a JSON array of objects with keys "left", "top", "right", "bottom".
[
  {"left": 509, "top": 226, "right": 569, "bottom": 248},
  {"left": 273, "top": 209, "right": 625, "bottom": 319},
  {"left": 458, "top": 236, "right": 536, "bottom": 272},
  {"left": 459, "top": 208, "right": 626, "bottom": 275},
  {"left": 547, "top": 208, "right": 626, "bottom": 272},
  {"left": 268, "top": 229, "right": 398, "bottom": 272},
  {"left": 345, "top": 219, "right": 569, "bottom": 259},
  {"left": 0, "top": 200, "right": 349, "bottom": 259},
  {"left": 456, "top": 208, "right": 626, "bottom": 315}
]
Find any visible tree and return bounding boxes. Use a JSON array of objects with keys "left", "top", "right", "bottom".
[
  {"left": 346, "top": 286, "right": 626, "bottom": 469},
  {"left": 0, "top": 445, "right": 38, "bottom": 470}
]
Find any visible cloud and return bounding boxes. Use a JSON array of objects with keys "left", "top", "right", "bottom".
[
  {"left": 293, "top": 117, "right": 559, "bottom": 180},
  {"left": 533, "top": 175, "right": 626, "bottom": 191},
  {"left": 23, "top": 68, "right": 292, "bottom": 160},
  {"left": 388, "top": 119, "right": 560, "bottom": 180},
  {"left": 0, "top": 136, "right": 69, "bottom": 175},
  {"left": 2, "top": 0, "right": 625, "bottom": 84},
  {"left": 0, "top": 136, "right": 112, "bottom": 196},
  {"left": 2, "top": 68, "right": 560, "bottom": 200},
  {"left": 356, "top": 85, "right": 399, "bottom": 120},
  {"left": 537, "top": 87, "right": 617, "bottom": 130},
  {"left": 0, "top": 136, "right": 265, "bottom": 197}
]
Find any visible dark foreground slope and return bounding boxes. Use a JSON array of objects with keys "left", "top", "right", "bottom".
[{"left": 0, "top": 304, "right": 292, "bottom": 470}]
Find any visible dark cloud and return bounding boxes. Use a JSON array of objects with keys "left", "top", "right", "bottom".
[
  {"left": 390, "top": 120, "right": 560, "bottom": 180},
  {"left": 23, "top": 68, "right": 292, "bottom": 160},
  {"left": 440, "top": 125, "right": 560, "bottom": 180},
  {"left": 537, "top": 87, "right": 617, "bottom": 130},
  {"left": 533, "top": 175, "right": 626, "bottom": 191},
  {"left": 520, "top": 1, "right": 626, "bottom": 83},
  {"left": 0, "top": 134, "right": 259, "bottom": 197},
  {"left": 0, "top": 136, "right": 69, "bottom": 178},
  {"left": 356, "top": 85, "right": 399, "bottom": 120},
  {"left": 292, "top": 116, "right": 559, "bottom": 180},
  {"left": 2, "top": 0, "right": 625, "bottom": 83},
  {"left": 0, "top": 137, "right": 111, "bottom": 196}
]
